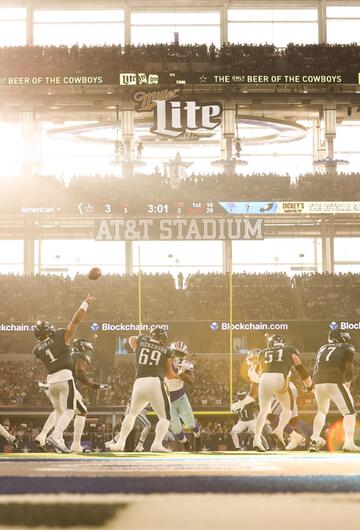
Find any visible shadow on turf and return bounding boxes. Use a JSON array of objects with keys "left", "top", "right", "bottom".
[{"left": 0, "top": 503, "right": 125, "bottom": 527}]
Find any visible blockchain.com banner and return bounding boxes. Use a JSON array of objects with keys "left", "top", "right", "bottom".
[{"left": 94, "top": 217, "right": 264, "bottom": 241}]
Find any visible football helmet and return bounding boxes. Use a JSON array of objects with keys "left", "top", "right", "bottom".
[
  {"left": 170, "top": 341, "right": 189, "bottom": 358},
  {"left": 267, "top": 334, "right": 286, "bottom": 348},
  {"left": 72, "top": 338, "right": 93, "bottom": 364},
  {"left": 72, "top": 338, "right": 94, "bottom": 354},
  {"left": 34, "top": 321, "right": 55, "bottom": 341},
  {"left": 149, "top": 327, "right": 168, "bottom": 344},
  {"left": 246, "top": 348, "right": 260, "bottom": 366},
  {"left": 328, "top": 329, "right": 351, "bottom": 344}
]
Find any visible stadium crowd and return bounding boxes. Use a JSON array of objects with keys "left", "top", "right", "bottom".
[
  {"left": 0, "top": 273, "right": 177, "bottom": 323},
  {"left": 3, "top": 271, "right": 360, "bottom": 326},
  {"left": 185, "top": 272, "right": 296, "bottom": 320},
  {"left": 3, "top": 173, "right": 360, "bottom": 214},
  {"left": 0, "top": 43, "right": 359, "bottom": 78},
  {"left": 301, "top": 273, "right": 360, "bottom": 320}
]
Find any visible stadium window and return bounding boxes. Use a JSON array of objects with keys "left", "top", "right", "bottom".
[
  {"left": 38, "top": 240, "right": 126, "bottom": 276},
  {"left": 232, "top": 239, "right": 321, "bottom": 275},
  {"left": 131, "top": 11, "right": 220, "bottom": 46},
  {"left": 228, "top": 9, "right": 318, "bottom": 46},
  {"left": 0, "top": 122, "right": 23, "bottom": 176},
  {"left": 133, "top": 241, "right": 222, "bottom": 275},
  {"left": 0, "top": 8, "right": 26, "bottom": 46},
  {"left": 334, "top": 238, "right": 360, "bottom": 273},
  {"left": 33, "top": 9, "right": 124, "bottom": 46},
  {"left": 0, "top": 241, "right": 23, "bottom": 274},
  {"left": 326, "top": 6, "right": 360, "bottom": 44}
]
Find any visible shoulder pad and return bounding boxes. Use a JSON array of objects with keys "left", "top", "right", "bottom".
[
  {"left": 344, "top": 344, "right": 356, "bottom": 353},
  {"left": 288, "top": 345, "right": 300, "bottom": 355}
]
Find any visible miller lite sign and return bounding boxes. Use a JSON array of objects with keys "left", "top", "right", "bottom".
[{"left": 134, "top": 90, "right": 222, "bottom": 138}]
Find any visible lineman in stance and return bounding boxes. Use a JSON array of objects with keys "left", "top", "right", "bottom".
[
  {"left": 166, "top": 341, "right": 201, "bottom": 451},
  {"left": 33, "top": 294, "right": 95, "bottom": 453},
  {"left": 109, "top": 328, "right": 176, "bottom": 453},
  {"left": 310, "top": 329, "right": 359, "bottom": 452},
  {"left": 231, "top": 390, "right": 257, "bottom": 450},
  {"left": 253, "top": 334, "right": 313, "bottom": 452}
]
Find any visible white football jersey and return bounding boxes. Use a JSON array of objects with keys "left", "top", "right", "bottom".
[{"left": 165, "top": 375, "right": 184, "bottom": 392}]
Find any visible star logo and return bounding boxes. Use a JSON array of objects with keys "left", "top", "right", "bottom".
[{"left": 199, "top": 75, "right": 208, "bottom": 83}]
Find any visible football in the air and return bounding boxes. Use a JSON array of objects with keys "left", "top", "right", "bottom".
[{"left": 88, "top": 267, "right": 102, "bottom": 280}]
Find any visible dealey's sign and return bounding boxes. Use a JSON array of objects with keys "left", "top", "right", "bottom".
[
  {"left": 95, "top": 218, "right": 264, "bottom": 241},
  {"left": 134, "top": 90, "right": 222, "bottom": 138}
]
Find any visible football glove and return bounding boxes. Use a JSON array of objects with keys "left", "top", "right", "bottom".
[
  {"left": 180, "top": 359, "right": 194, "bottom": 372},
  {"left": 99, "top": 384, "right": 112, "bottom": 391},
  {"left": 231, "top": 401, "right": 243, "bottom": 413}
]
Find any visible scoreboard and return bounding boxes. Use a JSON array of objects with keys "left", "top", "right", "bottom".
[{"left": 13, "top": 200, "right": 360, "bottom": 217}]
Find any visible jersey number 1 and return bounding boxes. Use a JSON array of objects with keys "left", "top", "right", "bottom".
[{"left": 45, "top": 349, "right": 57, "bottom": 363}]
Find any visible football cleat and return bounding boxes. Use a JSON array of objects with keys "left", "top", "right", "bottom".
[
  {"left": 134, "top": 442, "right": 145, "bottom": 452},
  {"left": 285, "top": 431, "right": 306, "bottom": 451},
  {"left": 70, "top": 445, "right": 85, "bottom": 453},
  {"left": 253, "top": 436, "right": 266, "bottom": 452},
  {"left": 253, "top": 443, "right": 266, "bottom": 453},
  {"left": 47, "top": 435, "right": 69, "bottom": 454},
  {"left": 343, "top": 443, "right": 360, "bottom": 453},
  {"left": 35, "top": 437, "right": 47, "bottom": 452},
  {"left": 271, "top": 430, "right": 286, "bottom": 450},
  {"left": 105, "top": 439, "right": 116, "bottom": 450},
  {"left": 10, "top": 437, "right": 19, "bottom": 451},
  {"left": 309, "top": 439, "right": 322, "bottom": 452},
  {"left": 107, "top": 443, "right": 124, "bottom": 452},
  {"left": 150, "top": 444, "right": 171, "bottom": 453}
]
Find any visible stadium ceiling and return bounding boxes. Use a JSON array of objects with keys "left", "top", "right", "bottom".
[{"left": 0, "top": 0, "right": 359, "bottom": 10}]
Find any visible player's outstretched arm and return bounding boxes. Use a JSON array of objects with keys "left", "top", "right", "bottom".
[
  {"left": 64, "top": 294, "right": 96, "bottom": 345},
  {"left": 128, "top": 336, "right": 138, "bottom": 351},
  {"left": 74, "top": 358, "right": 100, "bottom": 390},
  {"left": 74, "top": 358, "right": 112, "bottom": 391},
  {"left": 292, "top": 353, "right": 313, "bottom": 389}
]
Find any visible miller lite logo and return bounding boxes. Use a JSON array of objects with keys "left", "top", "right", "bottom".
[{"left": 151, "top": 99, "right": 222, "bottom": 138}]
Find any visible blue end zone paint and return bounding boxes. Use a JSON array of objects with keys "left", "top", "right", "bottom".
[{"left": 2, "top": 476, "right": 360, "bottom": 494}]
